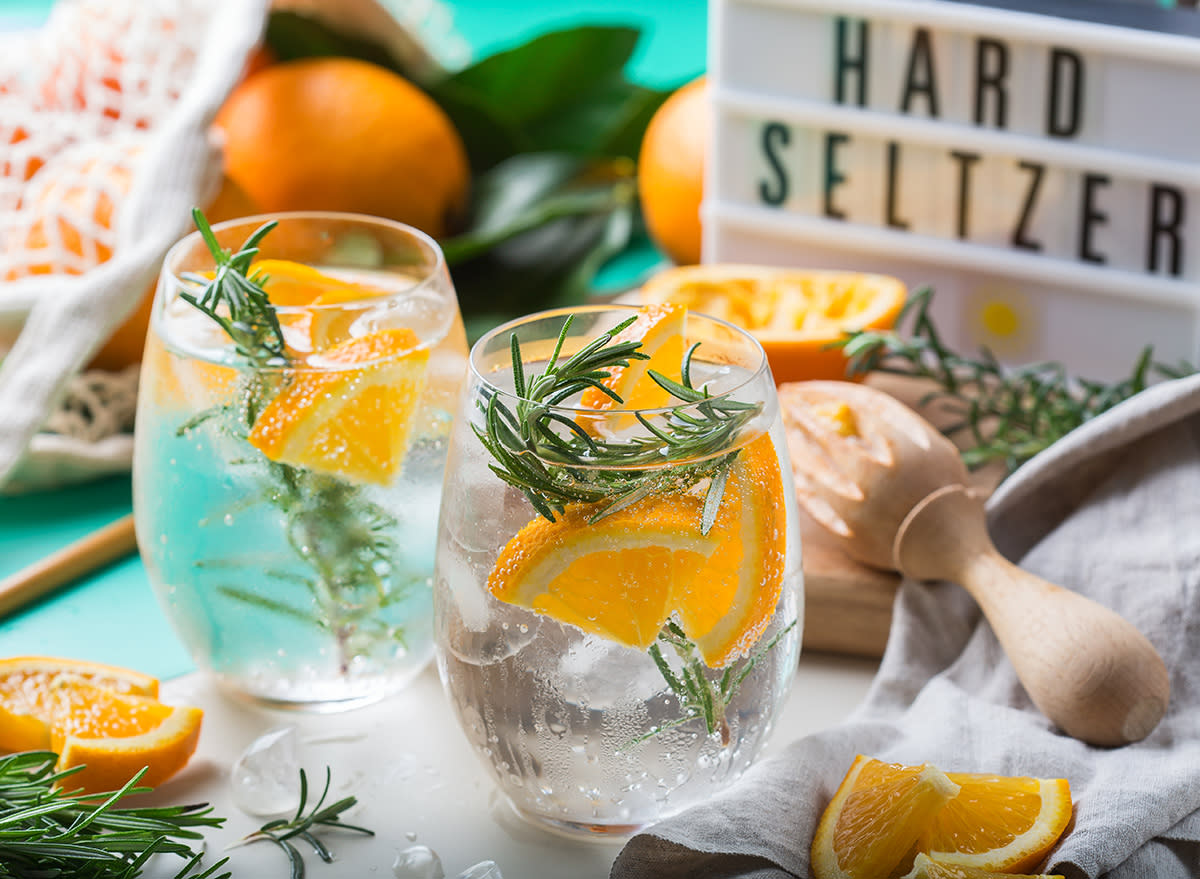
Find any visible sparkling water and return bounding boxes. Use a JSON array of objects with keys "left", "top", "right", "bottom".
[{"left": 135, "top": 268, "right": 467, "bottom": 709}]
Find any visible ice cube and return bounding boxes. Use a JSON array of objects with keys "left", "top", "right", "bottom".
[
  {"left": 229, "top": 726, "right": 301, "bottom": 817},
  {"left": 392, "top": 845, "right": 445, "bottom": 879},
  {"left": 455, "top": 862, "right": 503, "bottom": 879}
]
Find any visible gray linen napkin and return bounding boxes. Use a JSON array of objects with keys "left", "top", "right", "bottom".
[{"left": 612, "top": 373, "right": 1200, "bottom": 879}]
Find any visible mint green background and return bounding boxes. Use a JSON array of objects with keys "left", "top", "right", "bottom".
[{"left": 0, "top": 1, "right": 707, "bottom": 678}]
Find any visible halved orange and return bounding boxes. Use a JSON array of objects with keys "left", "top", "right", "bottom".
[
  {"left": 486, "top": 432, "right": 785, "bottom": 667},
  {"left": 920, "top": 771, "right": 1073, "bottom": 873},
  {"left": 0, "top": 656, "right": 158, "bottom": 752},
  {"left": 901, "top": 853, "right": 1066, "bottom": 879},
  {"left": 247, "top": 327, "right": 429, "bottom": 485},
  {"left": 0, "top": 658, "right": 201, "bottom": 795},
  {"left": 579, "top": 303, "right": 686, "bottom": 414},
  {"left": 637, "top": 265, "right": 906, "bottom": 384},
  {"left": 811, "top": 755, "right": 962, "bottom": 879}
]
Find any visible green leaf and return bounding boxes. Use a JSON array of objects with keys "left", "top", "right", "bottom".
[
  {"left": 264, "top": 11, "right": 403, "bottom": 74},
  {"left": 427, "top": 26, "right": 669, "bottom": 172},
  {"left": 443, "top": 26, "right": 641, "bottom": 127}
]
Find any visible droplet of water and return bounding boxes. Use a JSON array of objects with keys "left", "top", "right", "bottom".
[
  {"left": 392, "top": 845, "right": 445, "bottom": 879},
  {"left": 223, "top": 513, "right": 234, "bottom": 526},
  {"left": 230, "top": 726, "right": 301, "bottom": 816},
  {"left": 405, "top": 831, "right": 418, "bottom": 842}
]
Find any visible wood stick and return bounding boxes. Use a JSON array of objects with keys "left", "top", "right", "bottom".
[{"left": 0, "top": 513, "right": 138, "bottom": 619}]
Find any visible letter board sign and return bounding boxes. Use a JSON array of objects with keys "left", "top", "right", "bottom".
[{"left": 705, "top": 0, "right": 1200, "bottom": 379}]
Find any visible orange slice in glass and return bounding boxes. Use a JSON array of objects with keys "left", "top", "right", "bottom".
[
  {"left": 637, "top": 265, "right": 906, "bottom": 383},
  {"left": 579, "top": 303, "right": 686, "bottom": 414},
  {"left": 486, "top": 433, "right": 785, "bottom": 667},
  {"left": 900, "top": 853, "right": 1067, "bottom": 879},
  {"left": 247, "top": 327, "right": 429, "bottom": 485},
  {"left": 919, "top": 772, "right": 1073, "bottom": 873},
  {"left": 0, "top": 657, "right": 201, "bottom": 794},
  {"left": 252, "top": 258, "right": 390, "bottom": 350}
]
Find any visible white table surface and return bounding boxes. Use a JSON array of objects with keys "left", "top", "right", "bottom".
[{"left": 146, "top": 652, "right": 880, "bottom": 879}]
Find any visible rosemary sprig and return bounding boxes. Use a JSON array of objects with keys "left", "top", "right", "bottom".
[
  {"left": 236, "top": 768, "right": 373, "bottom": 879},
  {"left": 176, "top": 210, "right": 407, "bottom": 671},
  {"left": 475, "top": 315, "right": 762, "bottom": 529},
  {"left": 644, "top": 618, "right": 798, "bottom": 744},
  {"left": 0, "top": 751, "right": 226, "bottom": 879},
  {"left": 840, "top": 287, "right": 1195, "bottom": 474},
  {"left": 179, "top": 208, "right": 287, "bottom": 366}
]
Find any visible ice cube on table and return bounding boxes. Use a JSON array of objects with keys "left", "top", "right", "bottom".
[
  {"left": 392, "top": 845, "right": 446, "bottom": 878},
  {"left": 456, "top": 861, "right": 503, "bottom": 879},
  {"left": 229, "top": 726, "right": 301, "bottom": 817}
]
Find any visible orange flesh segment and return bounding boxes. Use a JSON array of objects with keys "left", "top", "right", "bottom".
[
  {"left": 486, "top": 433, "right": 786, "bottom": 667},
  {"left": 0, "top": 658, "right": 201, "bottom": 794},
  {"left": 579, "top": 304, "right": 686, "bottom": 413},
  {"left": 247, "top": 327, "right": 429, "bottom": 485}
]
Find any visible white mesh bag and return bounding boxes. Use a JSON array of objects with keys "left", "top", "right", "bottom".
[{"left": 0, "top": 0, "right": 271, "bottom": 491}]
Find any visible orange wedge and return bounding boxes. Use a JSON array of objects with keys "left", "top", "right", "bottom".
[
  {"left": 637, "top": 265, "right": 906, "bottom": 383},
  {"left": 487, "top": 432, "right": 785, "bottom": 667},
  {"left": 252, "top": 258, "right": 390, "bottom": 350},
  {"left": 0, "top": 656, "right": 158, "bottom": 753},
  {"left": 579, "top": 303, "right": 686, "bottom": 413},
  {"left": 919, "top": 772, "right": 1073, "bottom": 873},
  {"left": 247, "top": 327, "right": 429, "bottom": 485},
  {"left": 901, "top": 853, "right": 1066, "bottom": 879},
  {"left": 0, "top": 657, "right": 201, "bottom": 795},
  {"left": 812, "top": 755, "right": 962, "bottom": 879}
]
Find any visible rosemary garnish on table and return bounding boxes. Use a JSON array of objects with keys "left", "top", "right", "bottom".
[
  {"left": 475, "top": 313, "right": 762, "bottom": 532},
  {"left": 176, "top": 210, "right": 407, "bottom": 669},
  {"left": 840, "top": 287, "right": 1195, "bottom": 474},
  {"left": 235, "top": 768, "right": 373, "bottom": 879},
  {"left": 0, "top": 751, "right": 227, "bottom": 879}
]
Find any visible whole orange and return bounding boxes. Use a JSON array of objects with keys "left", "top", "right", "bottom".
[
  {"left": 215, "top": 57, "right": 469, "bottom": 238},
  {"left": 638, "top": 76, "right": 707, "bottom": 266}
]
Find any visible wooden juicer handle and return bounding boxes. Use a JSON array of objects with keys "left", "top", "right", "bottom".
[{"left": 895, "top": 484, "right": 1170, "bottom": 747}]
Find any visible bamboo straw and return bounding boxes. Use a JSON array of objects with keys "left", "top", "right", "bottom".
[{"left": 0, "top": 513, "right": 137, "bottom": 619}]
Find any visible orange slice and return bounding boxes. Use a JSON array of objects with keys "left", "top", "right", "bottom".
[
  {"left": 252, "top": 258, "right": 389, "bottom": 350},
  {"left": 247, "top": 327, "right": 429, "bottom": 485},
  {"left": 919, "top": 772, "right": 1073, "bottom": 873},
  {"left": 811, "top": 755, "right": 962, "bottom": 879},
  {"left": 0, "top": 656, "right": 158, "bottom": 753},
  {"left": 487, "top": 432, "right": 785, "bottom": 667},
  {"left": 901, "top": 853, "right": 1066, "bottom": 879},
  {"left": 637, "top": 265, "right": 906, "bottom": 383},
  {"left": 579, "top": 303, "right": 686, "bottom": 413},
  {"left": 0, "top": 658, "right": 201, "bottom": 795}
]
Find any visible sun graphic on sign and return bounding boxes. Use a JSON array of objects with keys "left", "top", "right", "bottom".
[{"left": 965, "top": 287, "right": 1038, "bottom": 360}]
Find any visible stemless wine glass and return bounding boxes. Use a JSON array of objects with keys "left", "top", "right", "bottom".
[
  {"left": 433, "top": 305, "right": 803, "bottom": 836},
  {"left": 134, "top": 212, "right": 468, "bottom": 710}
]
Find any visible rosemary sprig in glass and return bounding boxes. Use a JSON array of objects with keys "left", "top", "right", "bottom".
[
  {"left": 0, "top": 751, "right": 226, "bottom": 879},
  {"left": 235, "top": 768, "right": 373, "bottom": 879},
  {"left": 176, "top": 209, "right": 409, "bottom": 670},
  {"left": 477, "top": 313, "right": 788, "bottom": 741},
  {"left": 840, "top": 287, "right": 1195, "bottom": 474},
  {"left": 475, "top": 314, "right": 762, "bottom": 532}
]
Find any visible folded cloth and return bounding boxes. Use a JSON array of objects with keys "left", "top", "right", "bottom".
[{"left": 612, "top": 373, "right": 1200, "bottom": 879}]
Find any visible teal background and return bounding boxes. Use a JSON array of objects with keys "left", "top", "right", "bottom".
[{"left": 0, "top": 1, "right": 707, "bottom": 678}]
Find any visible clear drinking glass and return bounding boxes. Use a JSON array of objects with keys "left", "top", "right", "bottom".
[
  {"left": 134, "top": 213, "right": 468, "bottom": 710},
  {"left": 433, "top": 305, "right": 803, "bottom": 836}
]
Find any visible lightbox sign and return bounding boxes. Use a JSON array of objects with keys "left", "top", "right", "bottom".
[{"left": 705, "top": 0, "right": 1200, "bottom": 379}]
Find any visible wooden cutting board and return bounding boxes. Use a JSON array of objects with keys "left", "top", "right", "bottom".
[{"left": 795, "top": 375, "right": 1003, "bottom": 659}]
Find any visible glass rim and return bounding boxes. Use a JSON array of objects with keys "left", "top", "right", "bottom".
[
  {"left": 468, "top": 304, "right": 771, "bottom": 415},
  {"left": 161, "top": 210, "right": 447, "bottom": 314}
]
